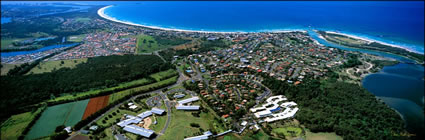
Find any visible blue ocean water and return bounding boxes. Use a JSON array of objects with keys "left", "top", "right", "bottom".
[
  {"left": 102, "top": 1, "right": 424, "bottom": 53},
  {"left": 1, "top": 17, "right": 12, "bottom": 24}
]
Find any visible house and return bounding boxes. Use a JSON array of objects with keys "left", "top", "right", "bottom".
[
  {"left": 173, "top": 94, "right": 185, "bottom": 99},
  {"left": 241, "top": 121, "right": 248, "bottom": 126},
  {"left": 129, "top": 105, "right": 138, "bottom": 110},
  {"left": 64, "top": 126, "right": 72, "bottom": 133},
  {"left": 89, "top": 125, "right": 98, "bottom": 131}
]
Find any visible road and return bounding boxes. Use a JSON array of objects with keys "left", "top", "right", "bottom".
[
  {"left": 138, "top": 50, "right": 166, "bottom": 62},
  {"left": 158, "top": 92, "right": 171, "bottom": 135},
  {"left": 67, "top": 65, "right": 185, "bottom": 140}
]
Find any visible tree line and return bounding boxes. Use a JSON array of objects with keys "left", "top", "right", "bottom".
[
  {"left": 0, "top": 55, "right": 173, "bottom": 122},
  {"left": 259, "top": 70, "right": 410, "bottom": 139}
]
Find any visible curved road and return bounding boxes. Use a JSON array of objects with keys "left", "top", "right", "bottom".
[{"left": 67, "top": 67, "right": 185, "bottom": 140}]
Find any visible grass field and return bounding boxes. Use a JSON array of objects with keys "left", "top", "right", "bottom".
[
  {"left": 1, "top": 63, "right": 22, "bottom": 75},
  {"left": 26, "top": 99, "right": 89, "bottom": 139},
  {"left": 101, "top": 127, "right": 114, "bottom": 140},
  {"left": 136, "top": 35, "right": 177, "bottom": 53},
  {"left": 158, "top": 108, "right": 224, "bottom": 140},
  {"left": 1, "top": 38, "right": 30, "bottom": 49},
  {"left": 50, "top": 78, "right": 151, "bottom": 102},
  {"left": 272, "top": 127, "right": 303, "bottom": 138},
  {"left": 305, "top": 130, "right": 343, "bottom": 140},
  {"left": 219, "top": 130, "right": 271, "bottom": 140},
  {"left": 150, "top": 69, "right": 178, "bottom": 81},
  {"left": 108, "top": 76, "right": 178, "bottom": 103},
  {"left": 136, "top": 35, "right": 159, "bottom": 53},
  {"left": 49, "top": 69, "right": 175, "bottom": 103},
  {"left": 28, "top": 58, "right": 88, "bottom": 74},
  {"left": 150, "top": 114, "right": 167, "bottom": 132},
  {"left": 68, "top": 34, "right": 86, "bottom": 42},
  {"left": 0, "top": 108, "right": 43, "bottom": 140},
  {"left": 75, "top": 17, "right": 91, "bottom": 23}
]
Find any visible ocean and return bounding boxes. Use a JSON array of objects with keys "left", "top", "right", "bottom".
[
  {"left": 100, "top": 1, "right": 425, "bottom": 134},
  {"left": 102, "top": 1, "right": 424, "bottom": 53}
]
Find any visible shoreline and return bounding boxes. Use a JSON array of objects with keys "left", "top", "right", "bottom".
[
  {"left": 97, "top": 5, "right": 306, "bottom": 34},
  {"left": 323, "top": 31, "right": 422, "bottom": 54},
  {"left": 98, "top": 5, "right": 422, "bottom": 55}
]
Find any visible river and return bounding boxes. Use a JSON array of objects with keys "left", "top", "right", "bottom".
[
  {"left": 1, "top": 43, "right": 79, "bottom": 57},
  {"left": 309, "top": 29, "right": 424, "bottom": 134}
]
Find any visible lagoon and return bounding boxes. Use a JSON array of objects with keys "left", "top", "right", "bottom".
[{"left": 363, "top": 63, "right": 424, "bottom": 134}]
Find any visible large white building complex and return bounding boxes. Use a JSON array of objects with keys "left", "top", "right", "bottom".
[
  {"left": 116, "top": 108, "right": 166, "bottom": 138},
  {"left": 250, "top": 95, "right": 299, "bottom": 122}
]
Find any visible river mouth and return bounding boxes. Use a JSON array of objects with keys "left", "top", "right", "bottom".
[
  {"left": 100, "top": 1, "right": 424, "bottom": 53},
  {"left": 309, "top": 29, "right": 424, "bottom": 134}
]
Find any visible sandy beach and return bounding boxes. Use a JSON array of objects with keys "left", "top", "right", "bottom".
[
  {"left": 97, "top": 5, "right": 306, "bottom": 34},
  {"left": 324, "top": 31, "right": 418, "bottom": 53},
  {"left": 98, "top": 5, "right": 420, "bottom": 54}
]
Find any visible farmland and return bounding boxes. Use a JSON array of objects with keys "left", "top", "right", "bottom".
[
  {"left": 67, "top": 34, "right": 86, "bottom": 42},
  {"left": 150, "top": 69, "right": 178, "bottom": 81},
  {"left": 136, "top": 35, "right": 189, "bottom": 53},
  {"left": 158, "top": 109, "right": 225, "bottom": 140},
  {"left": 1, "top": 38, "right": 31, "bottom": 50},
  {"left": 26, "top": 99, "right": 89, "bottom": 139},
  {"left": 48, "top": 69, "right": 176, "bottom": 103},
  {"left": 305, "top": 130, "right": 343, "bottom": 140},
  {"left": 82, "top": 95, "right": 110, "bottom": 119},
  {"left": 49, "top": 78, "right": 152, "bottom": 103},
  {"left": 1, "top": 63, "right": 22, "bottom": 75},
  {"left": 108, "top": 76, "right": 178, "bottom": 103},
  {"left": 136, "top": 35, "right": 160, "bottom": 53},
  {"left": 0, "top": 108, "right": 43, "bottom": 140},
  {"left": 27, "top": 58, "right": 88, "bottom": 74}
]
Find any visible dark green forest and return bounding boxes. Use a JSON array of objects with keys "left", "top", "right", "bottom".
[
  {"left": 0, "top": 55, "right": 174, "bottom": 121},
  {"left": 1, "top": 5, "right": 104, "bottom": 39},
  {"left": 261, "top": 72, "right": 410, "bottom": 139}
]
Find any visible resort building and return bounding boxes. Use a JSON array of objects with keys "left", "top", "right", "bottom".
[{"left": 250, "top": 95, "right": 299, "bottom": 122}]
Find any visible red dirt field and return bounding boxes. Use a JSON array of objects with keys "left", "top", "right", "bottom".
[{"left": 82, "top": 95, "right": 109, "bottom": 119}]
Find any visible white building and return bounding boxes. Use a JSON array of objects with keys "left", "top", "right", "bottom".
[{"left": 250, "top": 95, "right": 299, "bottom": 122}]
